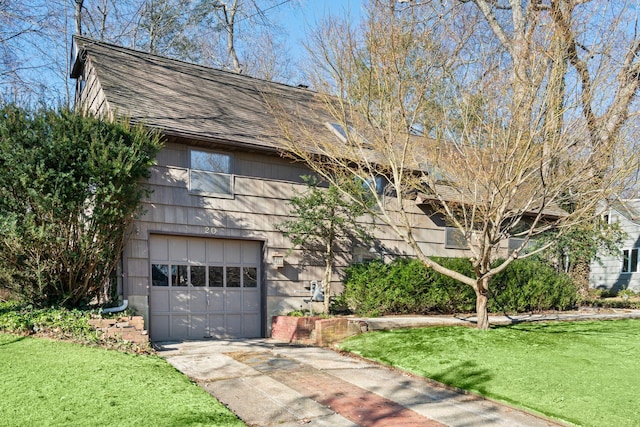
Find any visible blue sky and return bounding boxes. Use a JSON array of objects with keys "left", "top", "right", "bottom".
[{"left": 276, "top": 0, "right": 365, "bottom": 61}]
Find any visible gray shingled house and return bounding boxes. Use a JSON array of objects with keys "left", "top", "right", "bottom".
[{"left": 69, "top": 36, "right": 520, "bottom": 341}]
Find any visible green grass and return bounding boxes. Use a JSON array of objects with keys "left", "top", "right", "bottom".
[
  {"left": 339, "top": 319, "right": 640, "bottom": 427},
  {"left": 0, "top": 334, "right": 244, "bottom": 426}
]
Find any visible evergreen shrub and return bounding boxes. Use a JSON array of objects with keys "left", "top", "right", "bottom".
[{"left": 342, "top": 257, "right": 577, "bottom": 316}]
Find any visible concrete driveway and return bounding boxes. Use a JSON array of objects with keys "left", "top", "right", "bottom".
[{"left": 157, "top": 339, "right": 563, "bottom": 427}]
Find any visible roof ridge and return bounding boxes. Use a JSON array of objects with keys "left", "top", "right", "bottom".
[{"left": 71, "top": 34, "right": 315, "bottom": 94}]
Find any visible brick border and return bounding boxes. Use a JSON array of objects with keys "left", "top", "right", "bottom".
[
  {"left": 270, "top": 316, "right": 368, "bottom": 346},
  {"left": 88, "top": 316, "right": 149, "bottom": 345}
]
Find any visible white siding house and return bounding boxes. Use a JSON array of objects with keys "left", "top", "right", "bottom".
[{"left": 590, "top": 200, "right": 640, "bottom": 293}]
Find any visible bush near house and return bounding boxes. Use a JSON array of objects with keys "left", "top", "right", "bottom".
[
  {"left": 341, "top": 257, "right": 578, "bottom": 316},
  {"left": 0, "top": 301, "right": 151, "bottom": 352},
  {"left": 0, "top": 105, "right": 162, "bottom": 308}
]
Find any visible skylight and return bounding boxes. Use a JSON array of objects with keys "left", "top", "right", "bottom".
[{"left": 325, "top": 122, "right": 371, "bottom": 146}]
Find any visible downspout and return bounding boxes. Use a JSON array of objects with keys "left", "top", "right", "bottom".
[{"left": 102, "top": 299, "right": 128, "bottom": 314}]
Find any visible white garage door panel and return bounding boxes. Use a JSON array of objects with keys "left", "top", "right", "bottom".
[
  {"left": 150, "top": 235, "right": 262, "bottom": 341},
  {"left": 151, "top": 316, "right": 170, "bottom": 340},
  {"left": 209, "top": 291, "right": 224, "bottom": 311},
  {"left": 191, "top": 315, "right": 207, "bottom": 337},
  {"left": 151, "top": 290, "right": 169, "bottom": 312},
  {"left": 190, "top": 290, "right": 207, "bottom": 312},
  {"left": 244, "top": 293, "right": 260, "bottom": 311}
]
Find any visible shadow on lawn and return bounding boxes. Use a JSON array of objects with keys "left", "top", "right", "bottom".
[
  {"left": 494, "top": 321, "right": 630, "bottom": 337},
  {"left": 0, "top": 335, "right": 26, "bottom": 346},
  {"left": 430, "top": 360, "right": 492, "bottom": 394}
]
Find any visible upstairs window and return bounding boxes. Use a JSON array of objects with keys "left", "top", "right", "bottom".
[
  {"left": 622, "top": 249, "right": 638, "bottom": 273},
  {"left": 363, "top": 175, "right": 388, "bottom": 196},
  {"left": 445, "top": 227, "right": 468, "bottom": 249},
  {"left": 189, "top": 149, "right": 233, "bottom": 196},
  {"left": 508, "top": 238, "right": 533, "bottom": 256}
]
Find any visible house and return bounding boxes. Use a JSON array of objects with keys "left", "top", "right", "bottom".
[
  {"left": 69, "top": 36, "right": 513, "bottom": 341},
  {"left": 590, "top": 200, "right": 640, "bottom": 293}
]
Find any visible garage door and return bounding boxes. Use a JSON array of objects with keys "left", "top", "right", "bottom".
[{"left": 149, "top": 235, "right": 262, "bottom": 341}]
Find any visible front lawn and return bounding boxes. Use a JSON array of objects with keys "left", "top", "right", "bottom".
[
  {"left": 0, "top": 334, "right": 244, "bottom": 426},
  {"left": 339, "top": 319, "right": 640, "bottom": 427}
]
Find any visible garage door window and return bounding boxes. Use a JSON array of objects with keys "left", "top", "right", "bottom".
[
  {"left": 227, "top": 267, "right": 241, "bottom": 287},
  {"left": 152, "top": 264, "right": 169, "bottom": 286},
  {"left": 172, "top": 265, "right": 189, "bottom": 286},
  {"left": 153, "top": 264, "right": 257, "bottom": 288},
  {"left": 191, "top": 266, "right": 206, "bottom": 286},
  {"left": 244, "top": 267, "right": 258, "bottom": 287},
  {"left": 209, "top": 266, "right": 224, "bottom": 287}
]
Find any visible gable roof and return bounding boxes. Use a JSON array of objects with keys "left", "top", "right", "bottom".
[
  {"left": 610, "top": 199, "right": 640, "bottom": 225},
  {"left": 71, "top": 36, "right": 566, "bottom": 220},
  {"left": 71, "top": 35, "right": 332, "bottom": 152}
]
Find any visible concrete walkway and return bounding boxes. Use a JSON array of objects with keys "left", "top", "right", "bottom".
[
  {"left": 158, "top": 339, "right": 565, "bottom": 427},
  {"left": 157, "top": 310, "right": 640, "bottom": 426}
]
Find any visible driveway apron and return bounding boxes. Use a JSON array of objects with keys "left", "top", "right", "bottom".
[{"left": 157, "top": 339, "right": 563, "bottom": 427}]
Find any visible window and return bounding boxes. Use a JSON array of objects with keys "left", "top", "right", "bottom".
[
  {"left": 622, "top": 249, "right": 638, "bottom": 273},
  {"left": 243, "top": 267, "right": 258, "bottom": 287},
  {"left": 508, "top": 238, "right": 533, "bottom": 255},
  {"left": 189, "top": 149, "right": 233, "bottom": 196},
  {"left": 152, "top": 263, "right": 259, "bottom": 287},
  {"left": 445, "top": 227, "right": 468, "bottom": 249},
  {"left": 363, "top": 175, "right": 388, "bottom": 196},
  {"left": 325, "top": 122, "right": 371, "bottom": 146},
  {"left": 227, "top": 267, "right": 241, "bottom": 287},
  {"left": 191, "top": 266, "right": 206, "bottom": 287},
  {"left": 152, "top": 264, "right": 169, "bottom": 286},
  {"left": 172, "top": 265, "right": 189, "bottom": 286},
  {"left": 209, "top": 266, "right": 224, "bottom": 287}
]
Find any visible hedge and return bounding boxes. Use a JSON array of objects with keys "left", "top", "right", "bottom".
[{"left": 341, "top": 257, "right": 578, "bottom": 316}]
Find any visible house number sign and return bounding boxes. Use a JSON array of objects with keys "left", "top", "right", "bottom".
[{"left": 204, "top": 226, "right": 218, "bottom": 235}]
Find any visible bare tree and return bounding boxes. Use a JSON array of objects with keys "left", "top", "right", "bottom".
[
  {"left": 0, "top": 0, "right": 299, "bottom": 105},
  {"left": 271, "top": 0, "right": 640, "bottom": 329}
]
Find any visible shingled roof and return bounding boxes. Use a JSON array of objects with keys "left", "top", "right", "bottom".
[
  {"left": 71, "top": 35, "right": 333, "bottom": 152},
  {"left": 70, "top": 36, "right": 567, "bottom": 220}
]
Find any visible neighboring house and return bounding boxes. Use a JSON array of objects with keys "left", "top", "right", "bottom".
[
  {"left": 590, "top": 200, "right": 640, "bottom": 293},
  {"left": 69, "top": 36, "right": 505, "bottom": 341}
]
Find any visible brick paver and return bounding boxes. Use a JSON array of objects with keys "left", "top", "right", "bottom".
[{"left": 229, "top": 351, "right": 445, "bottom": 427}]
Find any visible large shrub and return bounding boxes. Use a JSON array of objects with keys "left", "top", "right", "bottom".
[
  {"left": 342, "top": 257, "right": 577, "bottom": 316},
  {"left": 0, "top": 105, "right": 162, "bottom": 307},
  {"left": 342, "top": 258, "right": 475, "bottom": 316},
  {"left": 489, "top": 258, "right": 579, "bottom": 312}
]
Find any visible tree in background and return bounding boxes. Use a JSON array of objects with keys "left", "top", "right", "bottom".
[
  {"left": 274, "top": 0, "right": 640, "bottom": 328},
  {"left": 276, "top": 176, "right": 372, "bottom": 313},
  {"left": 1, "top": 0, "right": 299, "bottom": 105},
  {"left": 540, "top": 220, "right": 626, "bottom": 293},
  {"left": 0, "top": 105, "right": 162, "bottom": 307}
]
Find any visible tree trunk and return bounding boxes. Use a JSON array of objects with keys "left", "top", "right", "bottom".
[
  {"left": 475, "top": 277, "right": 490, "bottom": 330},
  {"left": 323, "top": 256, "right": 332, "bottom": 314},
  {"left": 323, "top": 226, "right": 335, "bottom": 314},
  {"left": 475, "top": 290, "right": 489, "bottom": 329}
]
